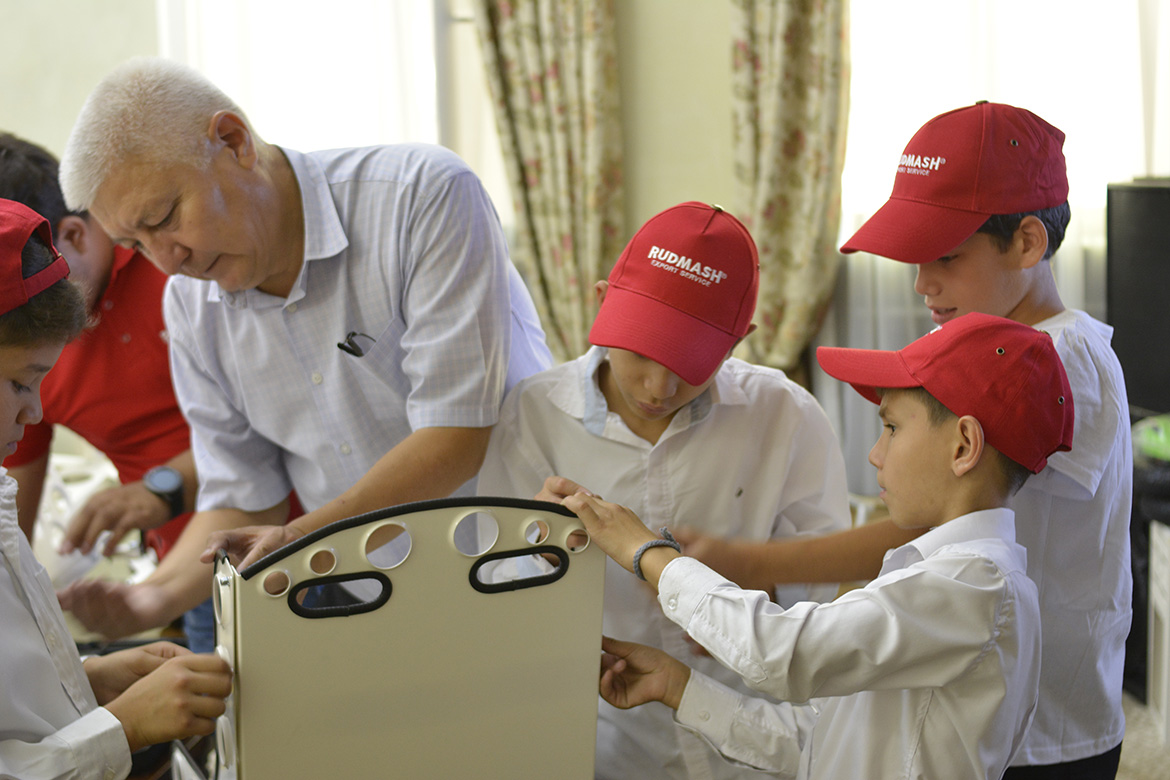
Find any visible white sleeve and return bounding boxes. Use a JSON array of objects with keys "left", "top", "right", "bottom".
[
  {"left": 674, "top": 669, "right": 812, "bottom": 777},
  {"left": 0, "top": 707, "right": 131, "bottom": 780}
]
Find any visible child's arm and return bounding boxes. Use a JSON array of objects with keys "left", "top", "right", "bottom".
[
  {"left": 672, "top": 519, "right": 924, "bottom": 590},
  {"left": 560, "top": 491, "right": 679, "bottom": 589},
  {"left": 600, "top": 636, "right": 691, "bottom": 711}
]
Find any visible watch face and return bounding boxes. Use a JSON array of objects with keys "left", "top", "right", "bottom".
[{"left": 146, "top": 466, "right": 183, "bottom": 493}]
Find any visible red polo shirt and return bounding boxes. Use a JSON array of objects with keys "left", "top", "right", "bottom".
[{"left": 9, "top": 247, "right": 191, "bottom": 557}]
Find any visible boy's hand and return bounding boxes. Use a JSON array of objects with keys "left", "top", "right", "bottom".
[
  {"left": 105, "top": 653, "right": 232, "bottom": 753},
  {"left": 600, "top": 636, "right": 691, "bottom": 711},
  {"left": 534, "top": 475, "right": 589, "bottom": 503},
  {"left": 84, "top": 641, "right": 190, "bottom": 705},
  {"left": 560, "top": 491, "right": 661, "bottom": 575},
  {"left": 200, "top": 524, "right": 304, "bottom": 570},
  {"left": 671, "top": 526, "right": 771, "bottom": 592}
]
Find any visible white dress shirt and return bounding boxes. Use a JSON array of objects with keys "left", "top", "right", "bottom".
[
  {"left": 478, "top": 347, "right": 851, "bottom": 779},
  {"left": 0, "top": 471, "right": 131, "bottom": 780},
  {"left": 165, "top": 143, "right": 551, "bottom": 514},
  {"left": 1008, "top": 309, "right": 1132, "bottom": 765},
  {"left": 668, "top": 509, "right": 1041, "bottom": 780}
]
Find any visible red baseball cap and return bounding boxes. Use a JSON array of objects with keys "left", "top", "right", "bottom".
[
  {"left": 840, "top": 101, "right": 1069, "bottom": 264},
  {"left": 0, "top": 199, "right": 70, "bottom": 317},
  {"left": 816, "top": 312, "right": 1074, "bottom": 472},
  {"left": 590, "top": 201, "right": 759, "bottom": 385}
]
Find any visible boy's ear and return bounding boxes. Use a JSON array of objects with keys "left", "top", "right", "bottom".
[
  {"left": 1016, "top": 215, "right": 1049, "bottom": 269},
  {"left": 951, "top": 415, "right": 985, "bottom": 478},
  {"left": 55, "top": 215, "right": 89, "bottom": 255},
  {"left": 594, "top": 280, "right": 609, "bottom": 306},
  {"left": 209, "top": 110, "right": 258, "bottom": 170}
]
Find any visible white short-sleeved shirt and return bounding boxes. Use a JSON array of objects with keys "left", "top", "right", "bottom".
[
  {"left": 166, "top": 144, "right": 551, "bottom": 513},
  {"left": 1007, "top": 309, "right": 1132, "bottom": 765},
  {"left": 669, "top": 508, "right": 1041, "bottom": 780},
  {"left": 0, "top": 472, "right": 131, "bottom": 780},
  {"left": 478, "top": 347, "right": 851, "bottom": 780}
]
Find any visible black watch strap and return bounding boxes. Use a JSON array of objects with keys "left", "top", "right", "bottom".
[{"left": 143, "top": 465, "right": 185, "bottom": 520}]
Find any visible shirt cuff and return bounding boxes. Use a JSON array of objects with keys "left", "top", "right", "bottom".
[
  {"left": 658, "top": 556, "right": 731, "bottom": 632},
  {"left": 56, "top": 707, "right": 133, "bottom": 780}
]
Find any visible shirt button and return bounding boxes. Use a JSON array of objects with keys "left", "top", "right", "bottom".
[
  {"left": 699, "top": 711, "right": 710, "bottom": 722},
  {"left": 286, "top": 303, "right": 298, "bottom": 313},
  {"left": 666, "top": 597, "right": 678, "bottom": 610},
  {"left": 311, "top": 372, "right": 323, "bottom": 385},
  {"left": 340, "top": 443, "right": 352, "bottom": 455}
]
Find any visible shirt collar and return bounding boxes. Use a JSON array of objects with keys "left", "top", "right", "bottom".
[
  {"left": 880, "top": 507, "right": 1017, "bottom": 574},
  {"left": 554, "top": 346, "right": 723, "bottom": 437},
  {"left": 214, "top": 146, "right": 349, "bottom": 311}
]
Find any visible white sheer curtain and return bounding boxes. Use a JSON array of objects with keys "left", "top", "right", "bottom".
[
  {"left": 816, "top": 0, "right": 1147, "bottom": 494},
  {"left": 155, "top": 0, "right": 438, "bottom": 150}
]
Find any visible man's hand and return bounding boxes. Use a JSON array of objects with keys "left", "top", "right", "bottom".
[
  {"left": 60, "top": 481, "right": 171, "bottom": 557},
  {"left": 200, "top": 524, "right": 305, "bottom": 570},
  {"left": 104, "top": 653, "right": 232, "bottom": 753},
  {"left": 599, "top": 636, "right": 691, "bottom": 711},
  {"left": 57, "top": 580, "right": 170, "bottom": 639},
  {"left": 84, "top": 641, "right": 191, "bottom": 705}
]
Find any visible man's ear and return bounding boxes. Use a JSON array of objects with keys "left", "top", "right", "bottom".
[
  {"left": 951, "top": 415, "right": 985, "bottom": 477},
  {"left": 55, "top": 215, "right": 90, "bottom": 255},
  {"left": 1016, "top": 215, "right": 1050, "bottom": 269},
  {"left": 208, "top": 110, "right": 258, "bottom": 170}
]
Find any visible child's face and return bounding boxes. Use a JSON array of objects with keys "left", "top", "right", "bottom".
[
  {"left": 0, "top": 341, "right": 63, "bottom": 463},
  {"left": 603, "top": 347, "right": 717, "bottom": 430},
  {"left": 868, "top": 390, "right": 954, "bottom": 529},
  {"left": 913, "top": 231, "right": 1028, "bottom": 327}
]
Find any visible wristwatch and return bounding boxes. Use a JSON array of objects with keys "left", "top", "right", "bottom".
[{"left": 143, "top": 465, "right": 185, "bottom": 520}]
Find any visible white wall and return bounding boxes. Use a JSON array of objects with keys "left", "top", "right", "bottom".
[
  {"left": 0, "top": 0, "right": 158, "bottom": 156},
  {"left": 614, "top": 0, "right": 736, "bottom": 233}
]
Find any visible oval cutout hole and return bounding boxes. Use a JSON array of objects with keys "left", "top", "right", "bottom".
[
  {"left": 365, "top": 523, "right": 411, "bottom": 569},
  {"left": 309, "top": 548, "right": 336, "bottom": 575},
  {"left": 567, "top": 530, "right": 590, "bottom": 553},
  {"left": 454, "top": 511, "right": 499, "bottom": 557},
  {"left": 470, "top": 546, "right": 568, "bottom": 593},
  {"left": 263, "top": 570, "right": 290, "bottom": 597},
  {"left": 525, "top": 519, "right": 550, "bottom": 544},
  {"left": 289, "top": 572, "right": 392, "bottom": 618}
]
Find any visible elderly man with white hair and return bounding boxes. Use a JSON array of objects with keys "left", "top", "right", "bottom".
[{"left": 56, "top": 57, "right": 551, "bottom": 637}]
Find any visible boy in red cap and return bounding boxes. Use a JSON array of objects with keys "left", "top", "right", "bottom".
[
  {"left": 841, "top": 101, "right": 1132, "bottom": 779},
  {"left": 562, "top": 312, "right": 1073, "bottom": 780},
  {"left": 478, "top": 201, "right": 851, "bottom": 780},
  {"left": 0, "top": 199, "right": 231, "bottom": 779},
  {"left": 672, "top": 102, "right": 1132, "bottom": 778}
]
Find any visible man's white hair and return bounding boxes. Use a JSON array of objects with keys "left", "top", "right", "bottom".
[{"left": 59, "top": 56, "right": 253, "bottom": 211}]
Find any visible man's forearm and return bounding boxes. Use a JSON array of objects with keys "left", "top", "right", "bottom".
[
  {"left": 288, "top": 426, "right": 493, "bottom": 537},
  {"left": 145, "top": 504, "right": 288, "bottom": 618}
]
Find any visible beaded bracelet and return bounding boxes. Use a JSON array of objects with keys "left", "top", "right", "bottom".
[{"left": 633, "top": 527, "right": 682, "bottom": 581}]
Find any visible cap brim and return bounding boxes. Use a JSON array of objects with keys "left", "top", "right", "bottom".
[
  {"left": 590, "top": 286, "right": 738, "bottom": 386},
  {"left": 816, "top": 345, "right": 922, "bottom": 404},
  {"left": 840, "top": 197, "right": 991, "bottom": 264}
]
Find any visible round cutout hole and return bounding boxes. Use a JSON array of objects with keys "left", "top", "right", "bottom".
[
  {"left": 309, "top": 548, "right": 336, "bottom": 575},
  {"left": 262, "top": 570, "right": 291, "bottom": 597},
  {"left": 454, "top": 512, "right": 499, "bottom": 557},
  {"left": 567, "top": 530, "right": 590, "bottom": 553},
  {"left": 524, "top": 519, "right": 550, "bottom": 545},
  {"left": 365, "top": 523, "right": 411, "bottom": 569}
]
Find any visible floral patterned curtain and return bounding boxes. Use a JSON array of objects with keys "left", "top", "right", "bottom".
[
  {"left": 473, "top": 0, "right": 625, "bottom": 363},
  {"left": 731, "top": 0, "right": 850, "bottom": 374}
]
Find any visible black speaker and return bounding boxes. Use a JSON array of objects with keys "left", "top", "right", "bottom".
[{"left": 1106, "top": 181, "right": 1170, "bottom": 414}]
